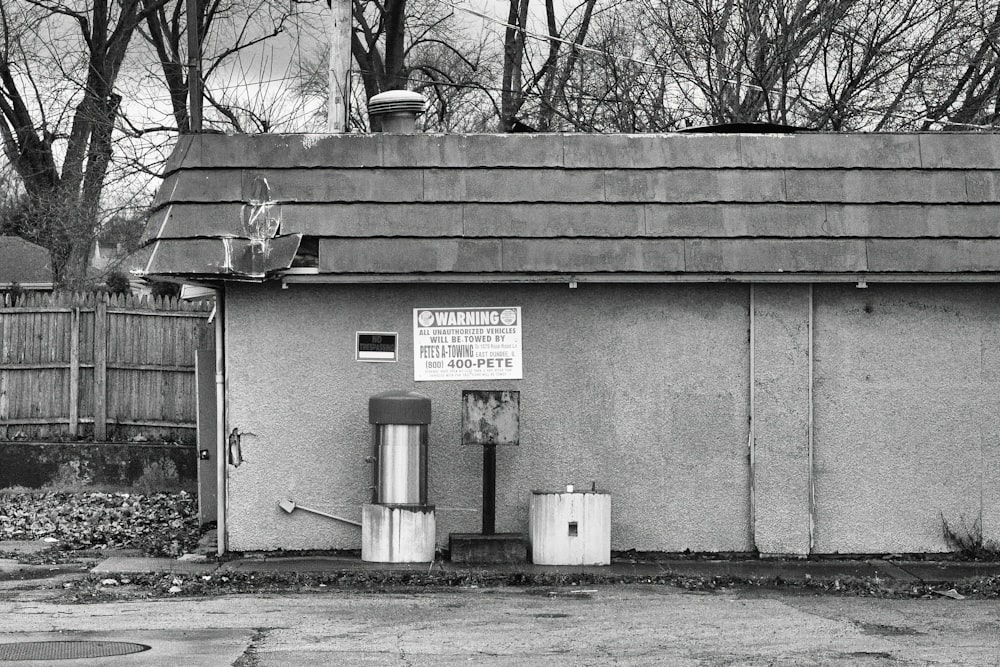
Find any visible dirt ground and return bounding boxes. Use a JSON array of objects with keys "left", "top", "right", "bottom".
[{"left": 1, "top": 581, "right": 999, "bottom": 665}]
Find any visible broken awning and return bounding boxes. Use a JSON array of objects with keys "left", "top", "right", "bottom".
[
  {"left": 143, "top": 172, "right": 303, "bottom": 281},
  {"left": 144, "top": 235, "right": 302, "bottom": 281}
]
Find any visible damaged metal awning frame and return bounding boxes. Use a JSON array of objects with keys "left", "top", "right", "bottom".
[
  {"left": 143, "top": 175, "right": 303, "bottom": 282},
  {"left": 144, "top": 235, "right": 304, "bottom": 282}
]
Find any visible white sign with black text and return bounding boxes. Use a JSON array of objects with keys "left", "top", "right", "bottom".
[{"left": 413, "top": 307, "right": 522, "bottom": 381}]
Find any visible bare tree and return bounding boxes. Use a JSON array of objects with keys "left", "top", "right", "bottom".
[
  {"left": 799, "top": 0, "right": 967, "bottom": 130},
  {"left": 0, "top": 0, "right": 172, "bottom": 286},
  {"left": 408, "top": 28, "right": 498, "bottom": 132},
  {"left": 560, "top": 4, "right": 686, "bottom": 131},
  {"left": 5, "top": 0, "right": 999, "bottom": 279},
  {"left": 499, "top": 0, "right": 599, "bottom": 131},
  {"left": 350, "top": 0, "right": 408, "bottom": 109},
  {"left": 293, "top": 0, "right": 497, "bottom": 132},
  {"left": 570, "top": 0, "right": 1000, "bottom": 131},
  {"left": 138, "top": 0, "right": 299, "bottom": 134},
  {"left": 918, "top": 2, "right": 1000, "bottom": 129},
  {"left": 638, "top": 0, "right": 852, "bottom": 126},
  {"left": 0, "top": 0, "right": 299, "bottom": 287}
]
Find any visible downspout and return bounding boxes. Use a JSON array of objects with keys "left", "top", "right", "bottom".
[
  {"left": 215, "top": 288, "right": 227, "bottom": 556},
  {"left": 748, "top": 284, "right": 756, "bottom": 552},
  {"left": 807, "top": 284, "right": 815, "bottom": 554}
]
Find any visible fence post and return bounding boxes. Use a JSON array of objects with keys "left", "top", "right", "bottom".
[
  {"left": 94, "top": 294, "right": 108, "bottom": 441},
  {"left": 69, "top": 306, "right": 80, "bottom": 436}
]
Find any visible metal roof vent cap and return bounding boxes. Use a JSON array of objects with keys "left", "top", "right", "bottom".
[{"left": 368, "top": 90, "right": 427, "bottom": 133}]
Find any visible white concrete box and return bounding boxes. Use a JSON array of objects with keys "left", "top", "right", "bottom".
[
  {"left": 361, "top": 504, "right": 436, "bottom": 563},
  {"left": 530, "top": 490, "right": 611, "bottom": 565}
]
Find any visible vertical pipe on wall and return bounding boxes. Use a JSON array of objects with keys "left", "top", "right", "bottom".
[
  {"left": 748, "top": 284, "right": 756, "bottom": 551},
  {"left": 807, "top": 284, "right": 815, "bottom": 554},
  {"left": 215, "top": 289, "right": 226, "bottom": 556}
]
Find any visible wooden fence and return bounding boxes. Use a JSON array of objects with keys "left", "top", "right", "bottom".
[{"left": 0, "top": 291, "right": 214, "bottom": 443}]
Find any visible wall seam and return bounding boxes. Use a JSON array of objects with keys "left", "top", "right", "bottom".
[
  {"left": 808, "top": 283, "right": 815, "bottom": 554},
  {"left": 749, "top": 283, "right": 756, "bottom": 552},
  {"left": 216, "top": 286, "right": 228, "bottom": 555}
]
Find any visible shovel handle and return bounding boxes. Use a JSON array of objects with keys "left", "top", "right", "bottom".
[{"left": 297, "top": 505, "right": 362, "bottom": 528}]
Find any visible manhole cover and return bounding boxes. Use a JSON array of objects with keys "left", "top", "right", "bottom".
[{"left": 0, "top": 641, "right": 151, "bottom": 661}]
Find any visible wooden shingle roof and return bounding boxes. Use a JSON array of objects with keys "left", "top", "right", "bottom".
[{"left": 143, "top": 132, "right": 1000, "bottom": 282}]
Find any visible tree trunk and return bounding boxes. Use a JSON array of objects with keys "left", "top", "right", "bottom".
[
  {"left": 382, "top": 0, "right": 408, "bottom": 90},
  {"left": 501, "top": 0, "right": 531, "bottom": 131}
]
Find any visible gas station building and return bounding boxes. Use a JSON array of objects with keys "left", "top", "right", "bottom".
[{"left": 144, "top": 132, "right": 1000, "bottom": 557}]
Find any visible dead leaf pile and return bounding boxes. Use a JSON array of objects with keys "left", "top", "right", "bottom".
[{"left": 0, "top": 491, "right": 199, "bottom": 557}]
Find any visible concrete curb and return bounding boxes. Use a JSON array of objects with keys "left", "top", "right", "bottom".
[
  {"left": 86, "top": 555, "right": 1000, "bottom": 586},
  {"left": 91, "top": 557, "right": 218, "bottom": 575}
]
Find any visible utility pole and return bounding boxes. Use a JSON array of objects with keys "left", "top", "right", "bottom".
[
  {"left": 187, "top": 0, "right": 203, "bottom": 132},
  {"left": 327, "top": 0, "right": 351, "bottom": 133}
]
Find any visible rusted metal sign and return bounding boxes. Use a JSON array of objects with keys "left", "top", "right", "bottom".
[{"left": 461, "top": 390, "right": 520, "bottom": 446}]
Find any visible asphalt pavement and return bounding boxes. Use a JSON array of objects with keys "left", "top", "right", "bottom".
[{"left": 4, "top": 540, "right": 1000, "bottom": 666}]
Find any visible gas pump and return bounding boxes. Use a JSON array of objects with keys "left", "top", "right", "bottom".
[{"left": 361, "top": 390, "right": 436, "bottom": 562}]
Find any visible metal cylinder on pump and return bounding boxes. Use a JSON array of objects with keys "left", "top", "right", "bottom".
[
  {"left": 369, "top": 390, "right": 429, "bottom": 505},
  {"left": 363, "top": 390, "right": 435, "bottom": 563}
]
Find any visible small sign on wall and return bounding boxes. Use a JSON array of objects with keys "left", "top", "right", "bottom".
[
  {"left": 356, "top": 332, "right": 398, "bottom": 362},
  {"left": 413, "top": 307, "right": 522, "bottom": 381}
]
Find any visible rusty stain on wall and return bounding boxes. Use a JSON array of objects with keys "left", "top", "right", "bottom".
[{"left": 462, "top": 390, "right": 520, "bottom": 446}]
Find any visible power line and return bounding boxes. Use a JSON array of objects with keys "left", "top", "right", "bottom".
[
  {"left": 432, "top": 0, "right": 1000, "bottom": 130},
  {"left": 354, "top": 66, "right": 695, "bottom": 112},
  {"left": 355, "top": 65, "right": 999, "bottom": 132},
  {"left": 433, "top": 0, "right": 767, "bottom": 92}
]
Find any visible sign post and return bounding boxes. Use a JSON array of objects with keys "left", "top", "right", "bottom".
[
  {"left": 461, "top": 389, "right": 520, "bottom": 533},
  {"left": 449, "top": 389, "right": 526, "bottom": 562}
]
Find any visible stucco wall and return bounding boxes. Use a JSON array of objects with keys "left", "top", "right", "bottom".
[
  {"left": 813, "top": 284, "right": 1000, "bottom": 553},
  {"left": 223, "top": 281, "right": 1000, "bottom": 555},
  {"left": 224, "top": 283, "right": 752, "bottom": 553},
  {"left": 752, "top": 286, "right": 812, "bottom": 555}
]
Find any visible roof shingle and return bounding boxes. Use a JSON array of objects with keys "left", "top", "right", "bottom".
[{"left": 143, "top": 133, "right": 1000, "bottom": 282}]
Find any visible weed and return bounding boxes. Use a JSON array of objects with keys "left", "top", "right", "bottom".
[{"left": 941, "top": 513, "right": 1000, "bottom": 560}]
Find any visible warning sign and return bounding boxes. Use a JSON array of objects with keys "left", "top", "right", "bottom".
[
  {"left": 413, "top": 307, "right": 522, "bottom": 381},
  {"left": 356, "top": 332, "right": 397, "bottom": 362}
]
